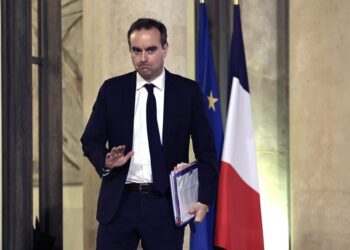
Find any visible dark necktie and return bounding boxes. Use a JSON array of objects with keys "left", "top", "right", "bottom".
[{"left": 145, "top": 84, "right": 168, "bottom": 193}]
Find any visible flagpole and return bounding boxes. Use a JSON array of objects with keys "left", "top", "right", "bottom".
[{"left": 233, "top": 0, "right": 239, "bottom": 5}]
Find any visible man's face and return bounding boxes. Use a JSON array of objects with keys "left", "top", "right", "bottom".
[{"left": 129, "top": 28, "right": 168, "bottom": 82}]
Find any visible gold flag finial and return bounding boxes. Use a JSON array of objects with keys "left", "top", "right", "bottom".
[
  {"left": 200, "top": 0, "right": 205, "bottom": 3},
  {"left": 233, "top": 0, "right": 239, "bottom": 5}
]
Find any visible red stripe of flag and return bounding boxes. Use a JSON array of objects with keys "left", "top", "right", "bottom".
[{"left": 215, "top": 162, "right": 264, "bottom": 249}]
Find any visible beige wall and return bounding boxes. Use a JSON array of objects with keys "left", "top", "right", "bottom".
[
  {"left": 0, "top": 2, "right": 2, "bottom": 246},
  {"left": 82, "top": 1, "right": 191, "bottom": 249},
  {"left": 290, "top": 1, "right": 350, "bottom": 249},
  {"left": 241, "top": 1, "right": 290, "bottom": 248}
]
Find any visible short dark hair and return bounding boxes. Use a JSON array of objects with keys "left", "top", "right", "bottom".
[{"left": 127, "top": 18, "right": 168, "bottom": 48}]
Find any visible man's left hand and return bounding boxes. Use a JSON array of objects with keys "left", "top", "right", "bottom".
[{"left": 188, "top": 202, "right": 209, "bottom": 223}]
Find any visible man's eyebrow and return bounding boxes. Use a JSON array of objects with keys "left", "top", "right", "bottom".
[
  {"left": 131, "top": 46, "right": 158, "bottom": 51},
  {"left": 145, "top": 46, "right": 158, "bottom": 51},
  {"left": 131, "top": 46, "right": 142, "bottom": 51}
]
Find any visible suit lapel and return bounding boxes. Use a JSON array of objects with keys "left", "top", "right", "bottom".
[{"left": 162, "top": 70, "right": 178, "bottom": 150}]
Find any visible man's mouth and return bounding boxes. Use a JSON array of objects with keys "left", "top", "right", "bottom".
[{"left": 139, "top": 66, "right": 151, "bottom": 72}]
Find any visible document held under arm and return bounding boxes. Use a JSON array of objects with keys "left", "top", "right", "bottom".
[{"left": 169, "top": 162, "right": 199, "bottom": 226}]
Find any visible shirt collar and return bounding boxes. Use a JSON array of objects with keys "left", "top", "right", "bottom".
[{"left": 136, "top": 69, "right": 165, "bottom": 91}]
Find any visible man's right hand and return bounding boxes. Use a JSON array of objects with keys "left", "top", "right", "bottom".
[{"left": 105, "top": 145, "right": 134, "bottom": 169}]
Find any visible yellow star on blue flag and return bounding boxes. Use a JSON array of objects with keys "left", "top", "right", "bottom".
[{"left": 207, "top": 91, "right": 218, "bottom": 111}]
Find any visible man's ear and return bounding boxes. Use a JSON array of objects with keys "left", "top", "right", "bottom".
[{"left": 163, "top": 43, "right": 169, "bottom": 57}]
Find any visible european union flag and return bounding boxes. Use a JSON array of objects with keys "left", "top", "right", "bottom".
[{"left": 190, "top": 3, "right": 224, "bottom": 250}]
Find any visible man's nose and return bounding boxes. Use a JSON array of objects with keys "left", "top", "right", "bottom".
[{"left": 140, "top": 51, "right": 148, "bottom": 62}]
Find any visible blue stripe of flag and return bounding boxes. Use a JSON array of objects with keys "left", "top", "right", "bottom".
[
  {"left": 190, "top": 3, "right": 224, "bottom": 250},
  {"left": 227, "top": 4, "right": 250, "bottom": 105}
]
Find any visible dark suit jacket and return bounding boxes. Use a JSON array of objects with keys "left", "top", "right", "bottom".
[{"left": 81, "top": 70, "right": 217, "bottom": 224}]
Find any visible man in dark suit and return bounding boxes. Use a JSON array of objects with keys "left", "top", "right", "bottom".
[{"left": 81, "top": 18, "right": 217, "bottom": 250}]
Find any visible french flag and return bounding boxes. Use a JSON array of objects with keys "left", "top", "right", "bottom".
[{"left": 214, "top": 3, "right": 264, "bottom": 250}]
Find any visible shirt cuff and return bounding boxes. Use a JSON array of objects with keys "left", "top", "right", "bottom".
[{"left": 102, "top": 167, "right": 111, "bottom": 177}]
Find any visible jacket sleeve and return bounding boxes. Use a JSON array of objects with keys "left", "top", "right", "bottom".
[
  {"left": 81, "top": 82, "right": 108, "bottom": 177},
  {"left": 190, "top": 84, "right": 218, "bottom": 206}
]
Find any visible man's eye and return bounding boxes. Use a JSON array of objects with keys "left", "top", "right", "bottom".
[{"left": 146, "top": 47, "right": 158, "bottom": 54}]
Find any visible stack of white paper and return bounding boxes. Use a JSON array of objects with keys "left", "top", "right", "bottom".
[{"left": 169, "top": 162, "right": 199, "bottom": 226}]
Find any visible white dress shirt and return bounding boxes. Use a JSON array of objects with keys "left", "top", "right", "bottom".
[{"left": 126, "top": 69, "right": 165, "bottom": 184}]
